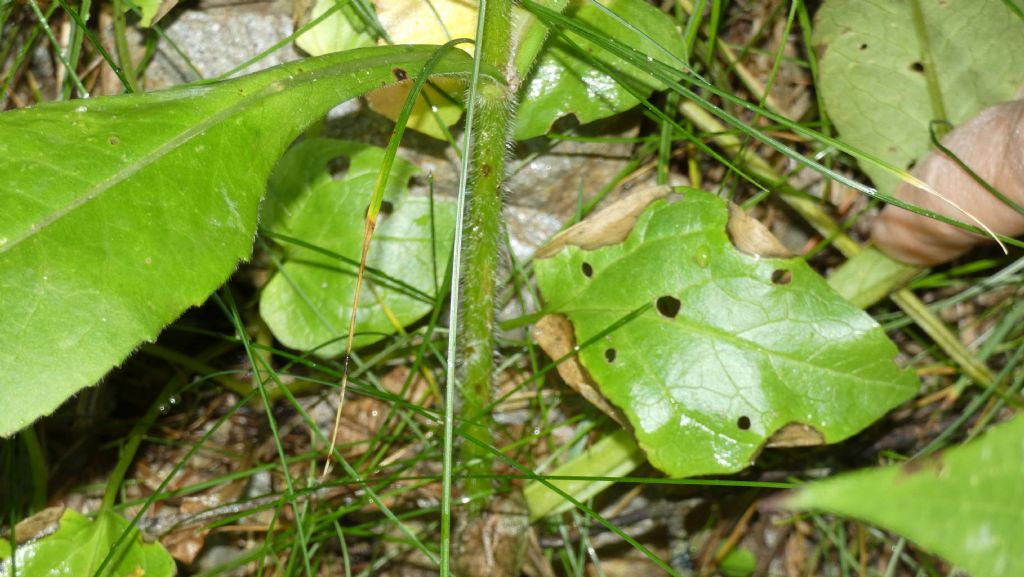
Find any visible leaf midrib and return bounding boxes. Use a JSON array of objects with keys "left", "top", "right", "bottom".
[
  {"left": 1, "top": 47, "right": 450, "bottom": 256},
  {"left": 1, "top": 82, "right": 285, "bottom": 255}
]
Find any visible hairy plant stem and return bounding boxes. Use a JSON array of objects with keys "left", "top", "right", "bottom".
[{"left": 459, "top": 0, "right": 514, "bottom": 513}]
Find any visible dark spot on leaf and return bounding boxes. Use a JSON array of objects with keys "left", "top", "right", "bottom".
[
  {"left": 910, "top": 61, "right": 924, "bottom": 73},
  {"left": 655, "top": 295, "right": 681, "bottom": 319},
  {"left": 604, "top": 348, "right": 617, "bottom": 363},
  {"left": 108, "top": 135, "right": 120, "bottom": 145},
  {"left": 771, "top": 269, "right": 792, "bottom": 285},
  {"left": 481, "top": 163, "right": 492, "bottom": 177},
  {"left": 737, "top": 416, "right": 751, "bottom": 430},
  {"left": 906, "top": 160, "right": 917, "bottom": 171},
  {"left": 326, "top": 156, "right": 352, "bottom": 177},
  {"left": 859, "top": 43, "right": 869, "bottom": 50},
  {"left": 393, "top": 67, "right": 408, "bottom": 81},
  {"left": 581, "top": 262, "right": 594, "bottom": 277}
]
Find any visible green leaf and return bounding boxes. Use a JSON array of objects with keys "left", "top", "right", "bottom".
[
  {"left": 0, "top": 509, "right": 175, "bottom": 577},
  {"left": 826, "top": 247, "right": 920, "bottom": 309},
  {"left": 259, "top": 139, "right": 455, "bottom": 356},
  {"left": 514, "top": 0, "right": 686, "bottom": 140},
  {"left": 534, "top": 189, "right": 918, "bottom": 477},
  {"left": 719, "top": 547, "right": 756, "bottom": 577},
  {"left": 786, "top": 416, "right": 1024, "bottom": 577},
  {"left": 813, "top": 0, "right": 1024, "bottom": 195},
  {"left": 0, "top": 45, "right": 485, "bottom": 437},
  {"left": 524, "top": 428, "right": 645, "bottom": 521}
]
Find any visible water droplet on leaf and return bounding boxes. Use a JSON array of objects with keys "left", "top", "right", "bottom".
[{"left": 694, "top": 246, "right": 710, "bottom": 268}]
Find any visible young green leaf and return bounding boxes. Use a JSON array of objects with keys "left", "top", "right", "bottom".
[
  {"left": 259, "top": 139, "right": 455, "bottom": 356},
  {"left": 813, "top": 0, "right": 1024, "bottom": 196},
  {"left": 786, "top": 416, "right": 1024, "bottom": 577},
  {"left": 0, "top": 508, "right": 175, "bottom": 577},
  {"left": 514, "top": 0, "right": 685, "bottom": 140},
  {"left": 0, "top": 45, "right": 486, "bottom": 437},
  {"left": 534, "top": 189, "right": 918, "bottom": 478}
]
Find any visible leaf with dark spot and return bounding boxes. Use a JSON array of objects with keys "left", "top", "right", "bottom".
[{"left": 535, "top": 189, "right": 917, "bottom": 477}]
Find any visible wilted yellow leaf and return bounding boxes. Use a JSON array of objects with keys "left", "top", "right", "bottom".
[
  {"left": 373, "top": 0, "right": 478, "bottom": 51},
  {"left": 366, "top": 78, "right": 466, "bottom": 140},
  {"left": 367, "top": 0, "right": 480, "bottom": 138}
]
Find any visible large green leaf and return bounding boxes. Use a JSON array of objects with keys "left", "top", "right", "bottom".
[
  {"left": 534, "top": 189, "right": 918, "bottom": 477},
  {"left": 813, "top": 0, "right": 1024, "bottom": 195},
  {"left": 259, "top": 139, "right": 455, "bottom": 356},
  {"left": 787, "top": 416, "right": 1024, "bottom": 577},
  {"left": 0, "top": 509, "right": 175, "bottom": 577},
  {"left": 0, "top": 45, "right": 485, "bottom": 437},
  {"left": 514, "top": 0, "right": 686, "bottom": 140}
]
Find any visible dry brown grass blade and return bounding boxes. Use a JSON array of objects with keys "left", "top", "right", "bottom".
[{"left": 322, "top": 216, "right": 376, "bottom": 477}]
